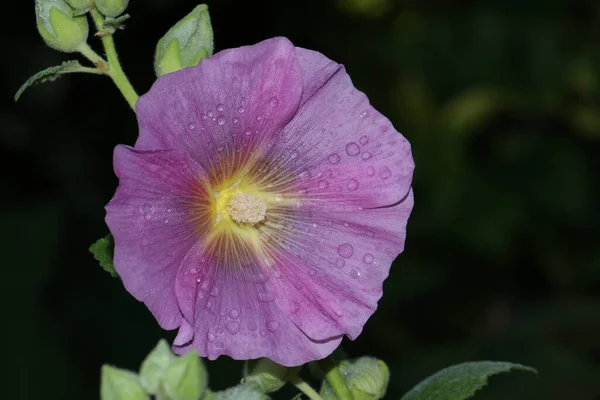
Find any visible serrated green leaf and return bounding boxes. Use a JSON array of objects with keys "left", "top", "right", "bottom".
[
  {"left": 400, "top": 361, "right": 536, "bottom": 400},
  {"left": 139, "top": 339, "right": 177, "bottom": 394},
  {"left": 212, "top": 383, "right": 269, "bottom": 400},
  {"left": 101, "top": 365, "right": 149, "bottom": 400},
  {"left": 15, "top": 60, "right": 99, "bottom": 101},
  {"left": 162, "top": 351, "right": 207, "bottom": 400},
  {"left": 89, "top": 234, "right": 118, "bottom": 278}
]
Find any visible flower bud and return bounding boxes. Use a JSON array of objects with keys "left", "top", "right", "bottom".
[
  {"left": 154, "top": 4, "right": 213, "bottom": 77},
  {"left": 65, "top": 0, "right": 89, "bottom": 13},
  {"left": 95, "top": 0, "right": 129, "bottom": 18},
  {"left": 243, "top": 358, "right": 288, "bottom": 393},
  {"left": 36, "top": 0, "right": 89, "bottom": 53}
]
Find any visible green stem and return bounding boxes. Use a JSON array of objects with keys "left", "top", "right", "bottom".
[
  {"left": 90, "top": 8, "right": 139, "bottom": 111},
  {"left": 323, "top": 355, "right": 353, "bottom": 400},
  {"left": 288, "top": 375, "right": 324, "bottom": 400},
  {"left": 76, "top": 43, "right": 107, "bottom": 66}
]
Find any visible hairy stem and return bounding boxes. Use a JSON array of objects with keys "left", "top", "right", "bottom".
[{"left": 323, "top": 355, "right": 353, "bottom": 400}]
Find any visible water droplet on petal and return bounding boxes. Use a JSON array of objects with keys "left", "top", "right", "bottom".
[
  {"left": 337, "top": 243, "right": 354, "bottom": 258},
  {"left": 244, "top": 130, "right": 252, "bottom": 136},
  {"left": 216, "top": 103, "right": 224, "bottom": 112},
  {"left": 318, "top": 180, "right": 329, "bottom": 189},
  {"left": 140, "top": 202, "right": 154, "bottom": 218},
  {"left": 350, "top": 269, "right": 360, "bottom": 279},
  {"left": 347, "top": 179, "right": 359, "bottom": 191},
  {"left": 299, "top": 171, "right": 311, "bottom": 181},
  {"left": 363, "top": 253, "right": 374, "bottom": 264},
  {"left": 217, "top": 116, "right": 226, "bottom": 126},
  {"left": 233, "top": 117, "right": 239, "bottom": 124},
  {"left": 361, "top": 152, "right": 372, "bottom": 160},
  {"left": 226, "top": 321, "right": 240, "bottom": 334},
  {"left": 379, "top": 166, "right": 392, "bottom": 180},
  {"left": 359, "top": 135, "right": 369, "bottom": 145},
  {"left": 367, "top": 166, "right": 375, "bottom": 176},
  {"left": 248, "top": 321, "right": 257, "bottom": 331},
  {"left": 328, "top": 153, "right": 341, "bottom": 164},
  {"left": 266, "top": 320, "right": 280, "bottom": 332},
  {"left": 345, "top": 142, "right": 360, "bottom": 156},
  {"left": 188, "top": 123, "right": 196, "bottom": 130},
  {"left": 211, "top": 287, "right": 220, "bottom": 297},
  {"left": 335, "top": 259, "right": 345, "bottom": 268},
  {"left": 207, "top": 333, "right": 215, "bottom": 342},
  {"left": 309, "top": 268, "right": 317, "bottom": 276},
  {"left": 237, "top": 106, "right": 245, "bottom": 114},
  {"left": 215, "top": 327, "right": 224, "bottom": 335},
  {"left": 207, "top": 111, "right": 214, "bottom": 118},
  {"left": 215, "top": 341, "right": 225, "bottom": 349},
  {"left": 269, "top": 97, "right": 279, "bottom": 107},
  {"left": 289, "top": 150, "right": 298, "bottom": 159},
  {"left": 229, "top": 309, "right": 239, "bottom": 319}
]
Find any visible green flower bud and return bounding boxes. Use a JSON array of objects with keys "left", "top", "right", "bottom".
[
  {"left": 162, "top": 351, "right": 207, "bottom": 400},
  {"left": 65, "top": 0, "right": 89, "bottom": 13},
  {"left": 154, "top": 4, "right": 213, "bottom": 77},
  {"left": 139, "top": 339, "right": 177, "bottom": 394},
  {"left": 101, "top": 365, "right": 150, "bottom": 400},
  {"left": 36, "top": 0, "right": 89, "bottom": 53},
  {"left": 243, "top": 358, "right": 289, "bottom": 393},
  {"left": 320, "top": 358, "right": 389, "bottom": 400},
  {"left": 95, "top": 0, "right": 129, "bottom": 18}
]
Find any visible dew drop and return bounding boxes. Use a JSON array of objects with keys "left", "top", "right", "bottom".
[
  {"left": 361, "top": 152, "right": 372, "bottom": 160},
  {"left": 269, "top": 97, "right": 279, "bottom": 107},
  {"left": 140, "top": 202, "right": 154, "bottom": 218},
  {"left": 201, "top": 114, "right": 208, "bottom": 120},
  {"left": 345, "top": 142, "right": 360, "bottom": 156},
  {"left": 226, "top": 321, "right": 240, "bottom": 334},
  {"left": 163, "top": 218, "right": 169, "bottom": 224},
  {"left": 214, "top": 341, "right": 225, "bottom": 349},
  {"left": 350, "top": 269, "right": 360, "bottom": 279},
  {"left": 211, "top": 287, "right": 220, "bottom": 297},
  {"left": 309, "top": 268, "right": 317, "bottom": 276},
  {"left": 244, "top": 130, "right": 253, "bottom": 136},
  {"left": 215, "top": 327, "right": 224, "bottom": 335},
  {"left": 266, "top": 320, "right": 280, "bottom": 332},
  {"left": 260, "top": 330, "right": 267, "bottom": 337},
  {"left": 379, "top": 166, "right": 392, "bottom": 180},
  {"left": 363, "top": 253, "right": 374, "bottom": 264},
  {"left": 217, "top": 116, "right": 226, "bottom": 126},
  {"left": 248, "top": 321, "right": 257, "bottom": 331},
  {"left": 237, "top": 106, "right": 245, "bottom": 114},
  {"left": 289, "top": 150, "right": 298, "bottom": 159},
  {"left": 367, "top": 166, "right": 375, "bottom": 176},
  {"left": 207, "top": 333, "right": 215, "bottom": 342},
  {"left": 216, "top": 103, "right": 224, "bottom": 112},
  {"left": 188, "top": 123, "right": 196, "bottom": 130},
  {"left": 366, "top": 230, "right": 375, "bottom": 238},
  {"left": 207, "top": 111, "right": 214, "bottom": 118},
  {"left": 359, "top": 135, "right": 369, "bottom": 145},
  {"left": 233, "top": 117, "right": 239, "bottom": 124},
  {"left": 318, "top": 180, "right": 329, "bottom": 189},
  {"left": 229, "top": 309, "right": 239, "bottom": 319},
  {"left": 299, "top": 170, "right": 311, "bottom": 181},
  {"left": 206, "top": 301, "right": 213, "bottom": 309},
  {"left": 328, "top": 153, "right": 341, "bottom": 164},
  {"left": 337, "top": 243, "right": 354, "bottom": 258},
  {"left": 347, "top": 179, "right": 359, "bottom": 191},
  {"left": 335, "top": 259, "right": 345, "bottom": 268}
]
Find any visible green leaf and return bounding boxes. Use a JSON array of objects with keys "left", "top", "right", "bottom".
[
  {"left": 162, "top": 350, "right": 207, "bottom": 400},
  {"left": 89, "top": 234, "right": 118, "bottom": 278},
  {"left": 139, "top": 339, "right": 177, "bottom": 394},
  {"left": 400, "top": 361, "right": 536, "bottom": 400},
  {"left": 211, "top": 383, "right": 269, "bottom": 400},
  {"left": 101, "top": 365, "right": 149, "bottom": 400},
  {"left": 15, "top": 60, "right": 99, "bottom": 101}
]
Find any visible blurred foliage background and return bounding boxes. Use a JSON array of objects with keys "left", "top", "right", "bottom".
[{"left": 2, "top": 0, "right": 600, "bottom": 398}]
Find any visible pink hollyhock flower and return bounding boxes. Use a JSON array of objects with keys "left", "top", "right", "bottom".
[{"left": 106, "top": 37, "right": 414, "bottom": 366}]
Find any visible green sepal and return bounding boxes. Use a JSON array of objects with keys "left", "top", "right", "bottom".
[
  {"left": 35, "top": 0, "right": 89, "bottom": 52},
  {"left": 400, "top": 361, "right": 536, "bottom": 400},
  {"left": 101, "top": 365, "right": 150, "bottom": 400},
  {"left": 95, "top": 0, "right": 129, "bottom": 18},
  {"left": 89, "top": 234, "right": 118, "bottom": 278},
  {"left": 139, "top": 339, "right": 177, "bottom": 394},
  {"left": 320, "top": 357, "right": 389, "bottom": 400},
  {"left": 65, "top": 0, "right": 89, "bottom": 13},
  {"left": 154, "top": 4, "right": 213, "bottom": 77},
  {"left": 15, "top": 60, "right": 98, "bottom": 101},
  {"left": 162, "top": 350, "right": 208, "bottom": 400}
]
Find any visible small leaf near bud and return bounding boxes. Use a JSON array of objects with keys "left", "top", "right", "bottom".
[
  {"left": 101, "top": 365, "right": 149, "bottom": 400},
  {"left": 154, "top": 4, "right": 213, "bottom": 77},
  {"left": 36, "top": 0, "right": 89, "bottom": 53},
  {"left": 243, "top": 358, "right": 289, "bottom": 393},
  {"left": 95, "top": 0, "right": 129, "bottom": 18}
]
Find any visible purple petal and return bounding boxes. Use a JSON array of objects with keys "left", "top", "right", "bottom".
[
  {"left": 135, "top": 37, "right": 303, "bottom": 183},
  {"left": 105, "top": 146, "right": 208, "bottom": 329}
]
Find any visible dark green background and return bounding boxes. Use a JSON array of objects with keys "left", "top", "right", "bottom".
[{"left": 3, "top": 0, "right": 599, "bottom": 398}]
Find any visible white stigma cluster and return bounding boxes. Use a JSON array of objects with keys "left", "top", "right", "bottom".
[{"left": 227, "top": 193, "right": 267, "bottom": 225}]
